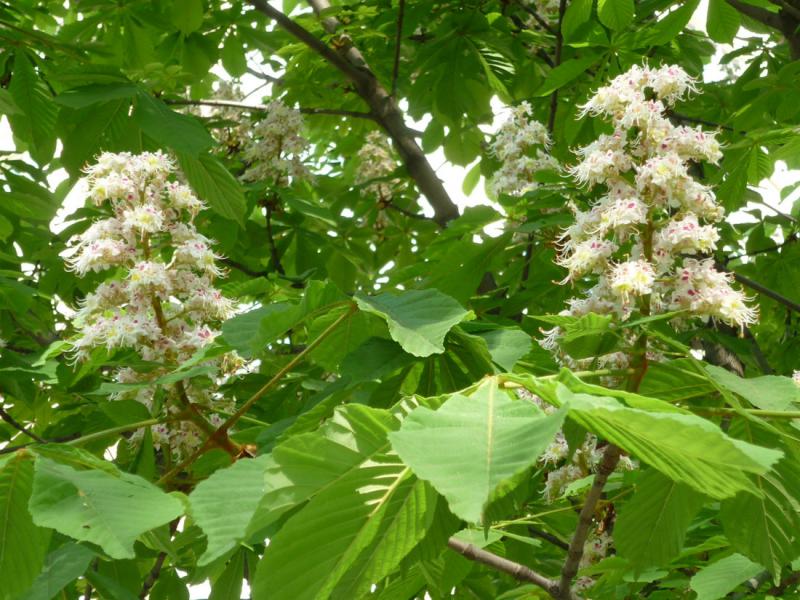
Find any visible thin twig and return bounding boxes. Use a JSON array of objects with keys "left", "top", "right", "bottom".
[
  {"left": 265, "top": 200, "right": 286, "bottom": 275},
  {"left": 0, "top": 406, "right": 45, "bottom": 443},
  {"left": 547, "top": 0, "right": 567, "bottom": 134},
  {"left": 514, "top": 0, "right": 556, "bottom": 34},
  {"left": 385, "top": 201, "right": 436, "bottom": 221},
  {"left": 165, "top": 98, "right": 377, "bottom": 120},
  {"left": 725, "top": 233, "right": 799, "bottom": 262},
  {"left": 156, "top": 304, "right": 356, "bottom": 485},
  {"left": 391, "top": 0, "right": 405, "bottom": 98},
  {"left": 528, "top": 526, "right": 570, "bottom": 551},
  {"left": 447, "top": 537, "right": 568, "bottom": 598}
]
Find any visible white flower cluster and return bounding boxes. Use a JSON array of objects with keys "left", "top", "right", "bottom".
[
  {"left": 242, "top": 99, "right": 309, "bottom": 185},
  {"left": 555, "top": 64, "right": 756, "bottom": 332},
  {"left": 356, "top": 131, "right": 400, "bottom": 200},
  {"left": 489, "top": 102, "right": 559, "bottom": 197},
  {"left": 66, "top": 152, "right": 240, "bottom": 459}
]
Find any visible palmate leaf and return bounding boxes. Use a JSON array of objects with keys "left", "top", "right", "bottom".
[
  {"left": 720, "top": 422, "right": 800, "bottom": 576},
  {"left": 557, "top": 387, "right": 782, "bottom": 499},
  {"left": 615, "top": 469, "right": 706, "bottom": 570},
  {"left": 355, "top": 289, "right": 471, "bottom": 357},
  {"left": 705, "top": 365, "right": 800, "bottom": 411},
  {"left": 389, "top": 378, "right": 567, "bottom": 523},
  {"left": 0, "top": 453, "right": 51, "bottom": 600},
  {"left": 28, "top": 456, "right": 183, "bottom": 559},
  {"left": 8, "top": 52, "right": 57, "bottom": 164},
  {"left": 251, "top": 405, "right": 437, "bottom": 600}
]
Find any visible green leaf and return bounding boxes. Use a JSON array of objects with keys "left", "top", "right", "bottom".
[
  {"left": 389, "top": 379, "right": 566, "bottom": 522},
  {"left": 558, "top": 312, "right": 619, "bottom": 359},
  {"left": 558, "top": 387, "right": 783, "bottom": 499},
  {"left": 355, "top": 289, "right": 471, "bottom": 357},
  {"left": 171, "top": 0, "right": 204, "bottom": 34},
  {"left": 462, "top": 161, "right": 481, "bottom": 196},
  {"left": 0, "top": 453, "right": 51, "bottom": 600},
  {"left": 534, "top": 56, "right": 598, "bottom": 97},
  {"left": 690, "top": 553, "right": 763, "bottom": 600},
  {"left": 562, "top": 0, "right": 594, "bottom": 43},
  {"left": 597, "top": 0, "right": 634, "bottom": 30},
  {"left": 221, "top": 36, "right": 248, "bottom": 77},
  {"left": 29, "top": 456, "right": 184, "bottom": 559},
  {"left": 135, "top": 93, "right": 214, "bottom": 156},
  {"left": 56, "top": 83, "right": 139, "bottom": 109},
  {"left": 8, "top": 52, "right": 57, "bottom": 164},
  {"left": 707, "top": 0, "right": 741, "bottom": 43},
  {"left": 636, "top": 0, "right": 699, "bottom": 46},
  {"left": 0, "top": 88, "right": 20, "bottom": 115},
  {"left": 720, "top": 424, "right": 800, "bottom": 577},
  {"left": 705, "top": 365, "right": 799, "bottom": 411},
  {"left": 478, "top": 328, "right": 532, "bottom": 371},
  {"left": 177, "top": 153, "right": 247, "bottom": 227},
  {"left": 209, "top": 550, "right": 245, "bottom": 600},
  {"left": 252, "top": 406, "right": 436, "bottom": 600},
  {"left": 615, "top": 470, "right": 706, "bottom": 570},
  {"left": 18, "top": 542, "right": 95, "bottom": 600},
  {"left": 190, "top": 455, "right": 272, "bottom": 565}
]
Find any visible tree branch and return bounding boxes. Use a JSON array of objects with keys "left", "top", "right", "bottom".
[
  {"left": 391, "top": 0, "right": 405, "bottom": 98},
  {"left": 447, "top": 537, "right": 569, "bottom": 598},
  {"left": 165, "top": 98, "right": 377, "bottom": 120},
  {"left": 246, "top": 0, "right": 460, "bottom": 226},
  {"left": 727, "top": 0, "right": 783, "bottom": 28},
  {"left": 0, "top": 406, "right": 45, "bottom": 443},
  {"left": 514, "top": 0, "right": 556, "bottom": 34},
  {"left": 557, "top": 445, "right": 621, "bottom": 598}
]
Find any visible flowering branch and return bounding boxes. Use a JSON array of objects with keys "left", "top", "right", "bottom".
[
  {"left": 247, "top": 0, "right": 461, "bottom": 225},
  {"left": 156, "top": 304, "right": 356, "bottom": 485},
  {"left": 557, "top": 445, "right": 621, "bottom": 598}
]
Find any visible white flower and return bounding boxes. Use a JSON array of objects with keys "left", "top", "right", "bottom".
[
  {"left": 122, "top": 205, "right": 165, "bottom": 236},
  {"left": 173, "top": 238, "right": 226, "bottom": 278},
  {"left": 557, "top": 237, "right": 618, "bottom": 281},
  {"left": 66, "top": 238, "right": 134, "bottom": 275},
  {"left": 647, "top": 64, "right": 698, "bottom": 104},
  {"left": 167, "top": 183, "right": 205, "bottom": 215},
  {"left": 654, "top": 213, "right": 719, "bottom": 255},
  {"left": 609, "top": 259, "right": 655, "bottom": 301},
  {"left": 242, "top": 99, "right": 309, "bottom": 183},
  {"left": 128, "top": 261, "right": 171, "bottom": 295}
]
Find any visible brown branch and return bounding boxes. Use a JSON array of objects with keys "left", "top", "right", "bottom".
[
  {"left": 547, "top": 0, "right": 567, "bottom": 134},
  {"left": 247, "top": 0, "right": 460, "bottom": 226},
  {"left": 0, "top": 406, "right": 45, "bottom": 443},
  {"left": 447, "top": 537, "right": 569, "bottom": 598},
  {"left": 557, "top": 445, "right": 622, "bottom": 598},
  {"left": 385, "top": 200, "right": 436, "bottom": 222},
  {"left": 391, "top": 0, "right": 405, "bottom": 97},
  {"left": 139, "top": 553, "right": 167, "bottom": 599},
  {"left": 164, "top": 98, "right": 377, "bottom": 120},
  {"left": 727, "top": 0, "right": 800, "bottom": 59}
]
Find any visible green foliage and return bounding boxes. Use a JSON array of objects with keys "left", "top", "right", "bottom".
[
  {"left": 615, "top": 470, "right": 706, "bottom": 571},
  {"left": 390, "top": 378, "right": 566, "bottom": 522},
  {"left": 29, "top": 454, "right": 183, "bottom": 559},
  {"left": 2, "top": 0, "right": 800, "bottom": 597}
]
